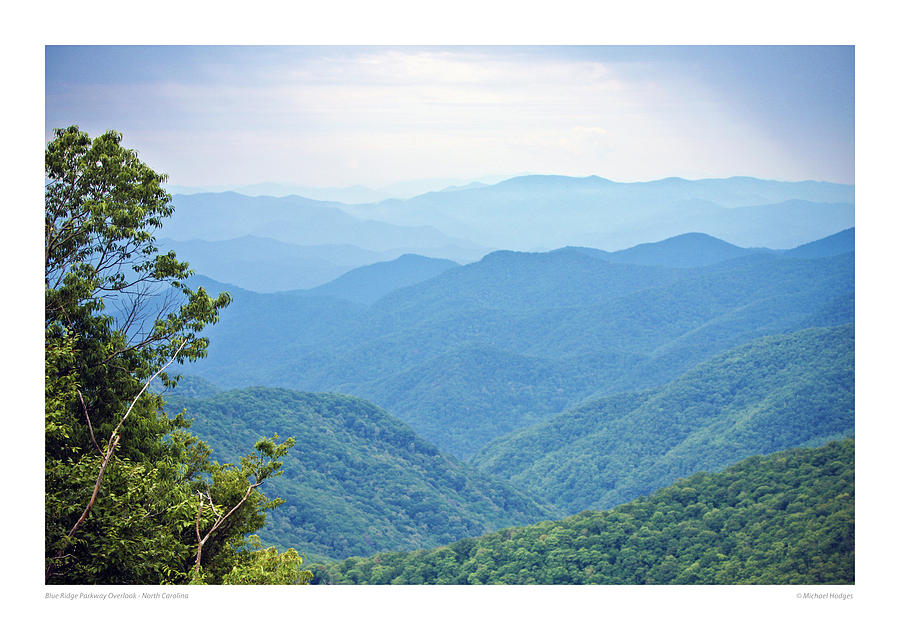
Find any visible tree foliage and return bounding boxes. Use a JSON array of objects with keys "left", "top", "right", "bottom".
[{"left": 44, "top": 126, "right": 307, "bottom": 584}]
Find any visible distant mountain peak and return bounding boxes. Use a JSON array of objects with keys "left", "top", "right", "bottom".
[{"left": 656, "top": 231, "right": 730, "bottom": 242}]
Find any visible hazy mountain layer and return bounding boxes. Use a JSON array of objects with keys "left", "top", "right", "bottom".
[
  {"left": 343, "top": 175, "right": 853, "bottom": 251},
  {"left": 782, "top": 227, "right": 855, "bottom": 259},
  {"left": 167, "top": 175, "right": 508, "bottom": 203},
  {"left": 160, "top": 192, "right": 487, "bottom": 260},
  {"left": 161, "top": 176, "right": 853, "bottom": 262},
  {"left": 157, "top": 236, "right": 388, "bottom": 292},
  {"left": 572, "top": 233, "right": 766, "bottom": 268}
]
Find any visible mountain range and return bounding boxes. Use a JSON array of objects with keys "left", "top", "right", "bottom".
[
  {"left": 342, "top": 174, "right": 854, "bottom": 251},
  {"left": 165, "top": 174, "right": 515, "bottom": 203},
  {"left": 151, "top": 181, "right": 854, "bottom": 582},
  {"left": 156, "top": 175, "right": 853, "bottom": 295},
  {"left": 173, "top": 229, "right": 853, "bottom": 460},
  {"left": 303, "top": 254, "right": 459, "bottom": 305},
  {"left": 157, "top": 237, "right": 461, "bottom": 294}
]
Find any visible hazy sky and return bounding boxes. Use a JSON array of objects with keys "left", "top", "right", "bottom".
[{"left": 45, "top": 45, "right": 854, "bottom": 188}]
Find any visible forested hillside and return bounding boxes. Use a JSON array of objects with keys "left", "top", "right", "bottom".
[
  {"left": 472, "top": 325, "right": 854, "bottom": 513},
  {"left": 313, "top": 439, "right": 854, "bottom": 584},
  {"left": 302, "top": 253, "right": 460, "bottom": 305},
  {"left": 165, "top": 388, "right": 558, "bottom": 561}
]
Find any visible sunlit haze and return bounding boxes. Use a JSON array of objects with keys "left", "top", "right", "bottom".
[{"left": 45, "top": 45, "right": 854, "bottom": 189}]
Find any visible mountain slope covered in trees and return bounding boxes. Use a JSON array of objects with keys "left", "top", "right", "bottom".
[
  {"left": 313, "top": 439, "right": 854, "bottom": 584},
  {"left": 472, "top": 325, "right": 854, "bottom": 513},
  {"left": 302, "top": 253, "right": 460, "bottom": 305},
  {"left": 165, "top": 388, "right": 559, "bottom": 562}
]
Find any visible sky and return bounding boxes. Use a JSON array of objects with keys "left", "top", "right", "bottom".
[{"left": 45, "top": 45, "right": 854, "bottom": 189}]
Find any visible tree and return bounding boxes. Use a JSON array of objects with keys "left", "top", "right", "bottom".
[{"left": 44, "top": 125, "right": 308, "bottom": 584}]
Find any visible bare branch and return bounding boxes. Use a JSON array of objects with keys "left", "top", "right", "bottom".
[
  {"left": 193, "top": 480, "right": 263, "bottom": 573},
  {"left": 100, "top": 327, "right": 186, "bottom": 369},
  {"left": 108, "top": 338, "right": 187, "bottom": 446},
  {"left": 205, "top": 487, "right": 221, "bottom": 519},
  {"left": 67, "top": 434, "right": 120, "bottom": 540},
  {"left": 76, "top": 390, "right": 102, "bottom": 456},
  {"left": 195, "top": 492, "right": 204, "bottom": 549}
]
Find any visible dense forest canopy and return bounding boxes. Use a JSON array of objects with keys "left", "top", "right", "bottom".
[{"left": 313, "top": 439, "right": 854, "bottom": 585}]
